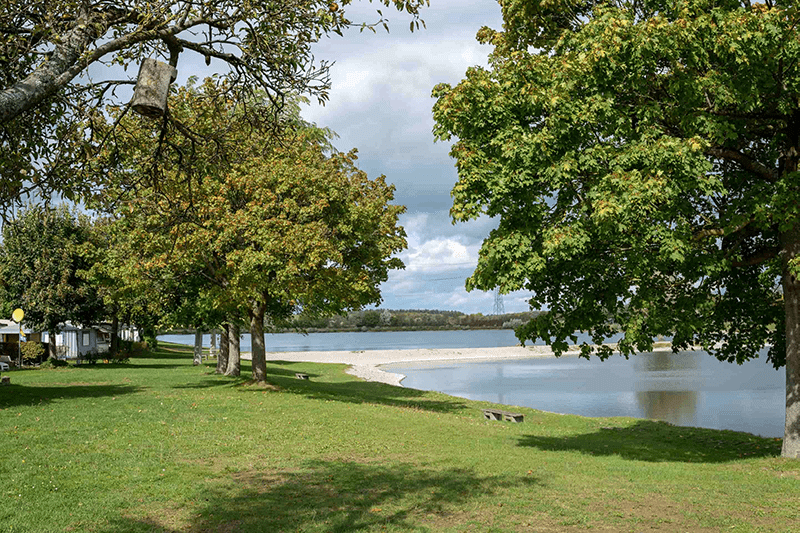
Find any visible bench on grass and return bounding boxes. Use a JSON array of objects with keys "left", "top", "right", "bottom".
[
  {"left": 482, "top": 408, "right": 524, "bottom": 423},
  {"left": 295, "top": 373, "right": 309, "bottom": 380}
]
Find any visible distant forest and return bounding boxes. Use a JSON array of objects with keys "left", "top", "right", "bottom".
[{"left": 283, "top": 309, "right": 544, "bottom": 333}]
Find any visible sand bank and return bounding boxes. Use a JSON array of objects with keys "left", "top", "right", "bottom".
[{"left": 255, "top": 344, "right": 577, "bottom": 387}]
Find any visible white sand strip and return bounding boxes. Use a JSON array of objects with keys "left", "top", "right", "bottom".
[{"left": 257, "top": 345, "right": 575, "bottom": 387}]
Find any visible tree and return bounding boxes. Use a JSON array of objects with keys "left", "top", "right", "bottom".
[
  {"left": 0, "top": 205, "right": 104, "bottom": 359},
  {"left": 108, "top": 81, "right": 406, "bottom": 382},
  {"left": 0, "top": 0, "right": 428, "bottom": 216},
  {"left": 432, "top": 0, "right": 800, "bottom": 457}
]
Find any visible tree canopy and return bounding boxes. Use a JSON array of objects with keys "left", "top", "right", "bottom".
[
  {"left": 432, "top": 0, "right": 800, "bottom": 457},
  {"left": 0, "top": 205, "right": 104, "bottom": 357},
  {"left": 0, "top": 0, "right": 428, "bottom": 216},
  {"left": 105, "top": 80, "right": 406, "bottom": 381}
]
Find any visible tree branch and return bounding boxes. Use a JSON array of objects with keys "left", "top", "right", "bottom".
[{"left": 705, "top": 147, "right": 777, "bottom": 183}]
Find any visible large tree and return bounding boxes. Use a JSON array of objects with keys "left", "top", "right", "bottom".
[
  {"left": 0, "top": 205, "right": 104, "bottom": 358},
  {"left": 0, "top": 0, "right": 427, "bottom": 216},
  {"left": 433, "top": 0, "right": 800, "bottom": 457},
  {"left": 108, "top": 81, "right": 406, "bottom": 382}
]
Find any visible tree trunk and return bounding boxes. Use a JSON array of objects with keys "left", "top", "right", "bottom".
[
  {"left": 209, "top": 332, "right": 217, "bottom": 359},
  {"left": 48, "top": 329, "right": 57, "bottom": 360},
  {"left": 250, "top": 301, "right": 267, "bottom": 382},
  {"left": 216, "top": 326, "right": 229, "bottom": 374},
  {"left": 225, "top": 323, "right": 240, "bottom": 377},
  {"left": 193, "top": 329, "right": 203, "bottom": 366},
  {"left": 782, "top": 225, "right": 800, "bottom": 458},
  {"left": 110, "top": 314, "right": 119, "bottom": 355}
]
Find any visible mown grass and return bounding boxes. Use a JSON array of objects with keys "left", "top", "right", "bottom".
[{"left": 1, "top": 343, "right": 798, "bottom": 532}]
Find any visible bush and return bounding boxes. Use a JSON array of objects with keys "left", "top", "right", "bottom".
[
  {"left": 81, "top": 349, "right": 100, "bottom": 364},
  {"left": 20, "top": 342, "right": 45, "bottom": 365},
  {"left": 40, "top": 357, "right": 68, "bottom": 369},
  {"left": 108, "top": 351, "right": 130, "bottom": 364}
]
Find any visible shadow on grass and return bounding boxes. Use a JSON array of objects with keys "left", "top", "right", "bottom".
[
  {"left": 518, "top": 419, "right": 783, "bottom": 463},
  {"left": 99, "top": 460, "right": 527, "bottom": 533},
  {"left": 265, "top": 368, "right": 471, "bottom": 415},
  {"left": 0, "top": 383, "right": 143, "bottom": 409}
]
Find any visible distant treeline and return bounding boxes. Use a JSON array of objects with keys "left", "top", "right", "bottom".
[{"left": 284, "top": 309, "right": 543, "bottom": 333}]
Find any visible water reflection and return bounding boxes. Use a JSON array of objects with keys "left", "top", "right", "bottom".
[{"left": 634, "top": 352, "right": 700, "bottom": 426}]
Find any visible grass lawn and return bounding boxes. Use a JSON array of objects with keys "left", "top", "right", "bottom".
[{"left": 1, "top": 343, "right": 798, "bottom": 532}]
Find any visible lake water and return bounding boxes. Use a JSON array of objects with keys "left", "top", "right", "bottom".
[
  {"left": 158, "top": 330, "right": 785, "bottom": 437},
  {"left": 390, "top": 349, "right": 785, "bottom": 438}
]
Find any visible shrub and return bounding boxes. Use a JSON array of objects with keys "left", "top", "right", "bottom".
[
  {"left": 40, "top": 357, "right": 68, "bottom": 369},
  {"left": 20, "top": 342, "right": 45, "bottom": 365},
  {"left": 81, "top": 349, "right": 100, "bottom": 364}
]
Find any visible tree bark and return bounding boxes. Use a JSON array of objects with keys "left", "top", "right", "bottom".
[
  {"left": 216, "top": 326, "right": 229, "bottom": 374},
  {"left": 193, "top": 329, "right": 203, "bottom": 366},
  {"left": 209, "top": 331, "right": 217, "bottom": 358},
  {"left": 48, "top": 329, "right": 57, "bottom": 360},
  {"left": 0, "top": 12, "right": 102, "bottom": 123},
  {"left": 782, "top": 225, "right": 800, "bottom": 458},
  {"left": 110, "top": 314, "right": 119, "bottom": 355},
  {"left": 225, "top": 323, "right": 240, "bottom": 377},
  {"left": 249, "top": 301, "right": 267, "bottom": 382}
]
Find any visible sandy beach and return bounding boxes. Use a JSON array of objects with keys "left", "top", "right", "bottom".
[{"left": 257, "top": 344, "right": 576, "bottom": 387}]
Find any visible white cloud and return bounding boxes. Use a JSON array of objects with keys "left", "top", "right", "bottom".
[{"left": 404, "top": 238, "right": 477, "bottom": 272}]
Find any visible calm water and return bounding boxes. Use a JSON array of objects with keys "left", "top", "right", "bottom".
[
  {"left": 390, "top": 349, "right": 785, "bottom": 437},
  {"left": 159, "top": 329, "right": 531, "bottom": 352},
  {"left": 158, "top": 330, "right": 785, "bottom": 437}
]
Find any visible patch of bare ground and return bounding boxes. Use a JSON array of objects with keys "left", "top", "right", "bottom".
[
  {"left": 588, "top": 496, "right": 719, "bottom": 532},
  {"left": 237, "top": 380, "right": 281, "bottom": 391},
  {"left": 122, "top": 501, "right": 195, "bottom": 532}
]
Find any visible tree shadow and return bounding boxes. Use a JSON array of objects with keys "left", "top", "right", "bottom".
[
  {"left": 0, "top": 383, "right": 143, "bottom": 409},
  {"left": 256, "top": 370, "right": 471, "bottom": 415},
  {"left": 517, "top": 419, "right": 783, "bottom": 463},
  {"left": 97, "top": 460, "right": 530, "bottom": 532}
]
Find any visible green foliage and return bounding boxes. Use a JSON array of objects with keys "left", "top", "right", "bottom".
[
  {"left": 39, "top": 357, "right": 68, "bottom": 369},
  {"left": 433, "top": 0, "right": 800, "bottom": 367},
  {"left": 0, "top": 0, "right": 428, "bottom": 217},
  {"left": 19, "top": 342, "right": 45, "bottom": 365},
  {"left": 80, "top": 349, "right": 100, "bottom": 365},
  {"left": 101, "top": 80, "right": 406, "bottom": 380},
  {"left": 289, "top": 309, "right": 542, "bottom": 331},
  {"left": 0, "top": 205, "right": 104, "bottom": 337}
]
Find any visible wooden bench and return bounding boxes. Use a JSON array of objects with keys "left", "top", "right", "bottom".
[
  {"left": 295, "top": 373, "right": 309, "bottom": 380},
  {"left": 482, "top": 409, "right": 524, "bottom": 423}
]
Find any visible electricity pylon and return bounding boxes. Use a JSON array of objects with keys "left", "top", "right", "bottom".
[{"left": 493, "top": 287, "right": 505, "bottom": 315}]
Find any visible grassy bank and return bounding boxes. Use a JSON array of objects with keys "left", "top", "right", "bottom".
[{"left": 1, "top": 344, "right": 797, "bottom": 532}]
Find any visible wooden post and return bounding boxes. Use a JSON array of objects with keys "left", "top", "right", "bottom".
[{"left": 131, "top": 58, "right": 177, "bottom": 118}]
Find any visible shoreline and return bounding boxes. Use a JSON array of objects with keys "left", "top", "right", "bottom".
[{"left": 245, "top": 344, "right": 661, "bottom": 387}]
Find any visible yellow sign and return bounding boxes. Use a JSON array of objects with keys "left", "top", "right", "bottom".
[{"left": 11, "top": 308, "right": 24, "bottom": 323}]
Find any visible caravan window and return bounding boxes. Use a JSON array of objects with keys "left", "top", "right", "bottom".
[{"left": 82, "top": 332, "right": 90, "bottom": 346}]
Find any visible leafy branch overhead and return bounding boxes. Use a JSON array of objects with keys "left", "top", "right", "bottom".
[{"left": 0, "top": 0, "right": 429, "bottom": 215}]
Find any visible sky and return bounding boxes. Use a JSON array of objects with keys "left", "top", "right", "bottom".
[
  {"left": 74, "top": 0, "right": 532, "bottom": 315},
  {"left": 292, "top": 0, "right": 533, "bottom": 314}
]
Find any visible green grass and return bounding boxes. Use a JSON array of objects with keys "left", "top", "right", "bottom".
[{"left": 1, "top": 343, "right": 798, "bottom": 532}]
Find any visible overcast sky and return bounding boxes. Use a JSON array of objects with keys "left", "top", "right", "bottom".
[{"left": 291, "top": 0, "right": 533, "bottom": 314}]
